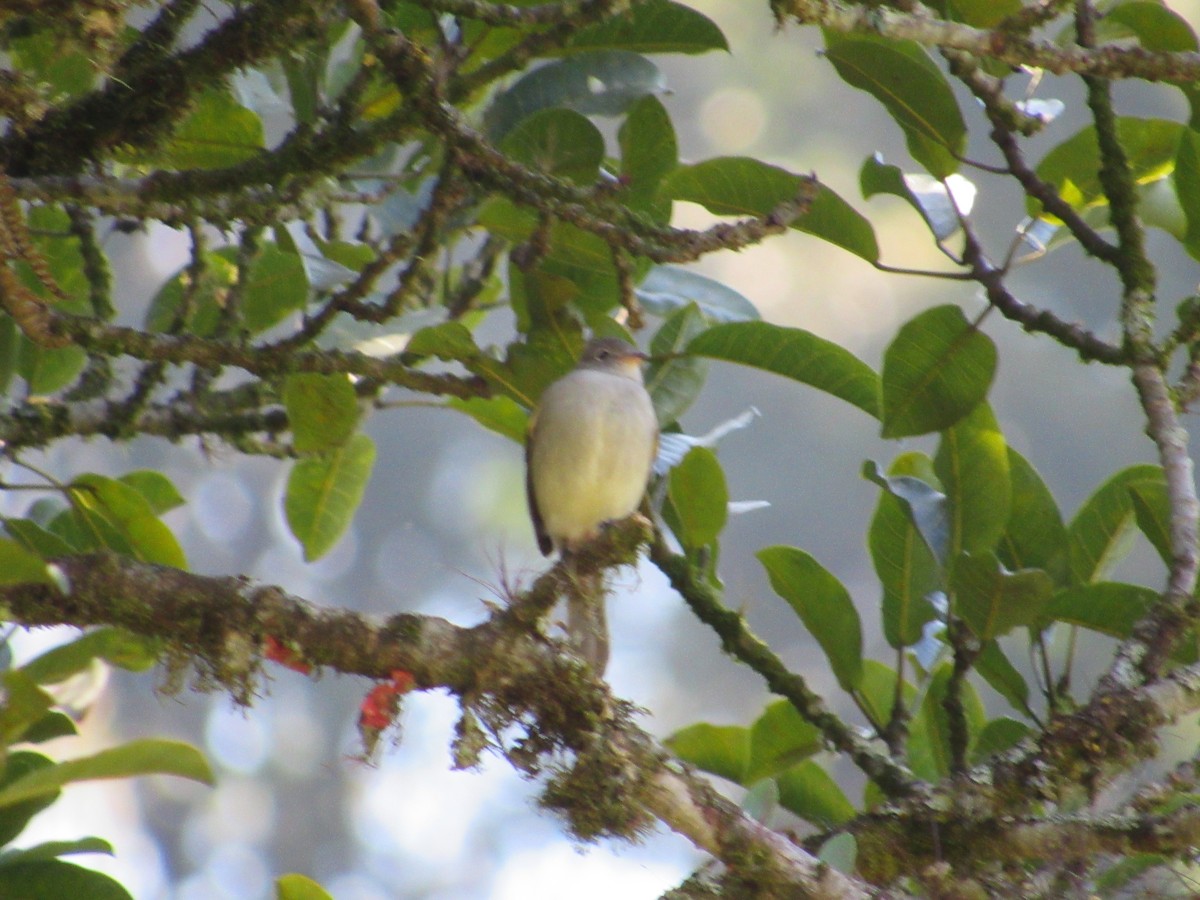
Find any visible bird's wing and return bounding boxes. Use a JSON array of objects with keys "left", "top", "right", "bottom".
[{"left": 524, "top": 409, "right": 553, "bottom": 556}]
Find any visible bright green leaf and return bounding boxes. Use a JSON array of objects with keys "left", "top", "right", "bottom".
[
  {"left": 0, "top": 836, "right": 112, "bottom": 867},
  {"left": 881, "top": 304, "right": 996, "bottom": 438},
  {"left": 664, "top": 722, "right": 748, "bottom": 784},
  {"left": 447, "top": 396, "right": 528, "bottom": 444},
  {"left": 934, "top": 402, "right": 1010, "bottom": 557},
  {"left": 1129, "top": 480, "right": 1172, "bottom": 569},
  {"left": 22, "top": 629, "right": 160, "bottom": 685},
  {"left": 284, "top": 433, "right": 377, "bottom": 562},
  {"left": 285, "top": 373, "right": 360, "bottom": 454},
  {"left": 118, "top": 471, "right": 186, "bottom": 515},
  {"left": 68, "top": 475, "right": 187, "bottom": 568},
  {"left": 971, "top": 716, "right": 1030, "bottom": 763},
  {"left": 1175, "top": 128, "right": 1200, "bottom": 259},
  {"left": 122, "top": 89, "right": 265, "bottom": 170},
  {"left": 16, "top": 340, "right": 86, "bottom": 396},
  {"left": 776, "top": 760, "right": 856, "bottom": 828},
  {"left": 0, "top": 539, "right": 56, "bottom": 586},
  {"left": 1045, "top": 582, "right": 1158, "bottom": 638},
  {"left": 0, "top": 739, "right": 213, "bottom": 809},
  {"left": 669, "top": 447, "right": 728, "bottom": 549},
  {"left": 758, "top": 546, "right": 864, "bottom": 691},
  {"left": 856, "top": 659, "right": 916, "bottom": 732},
  {"left": 3, "top": 518, "right": 75, "bottom": 558},
  {"left": 746, "top": 700, "right": 822, "bottom": 783},
  {"left": 975, "top": 640, "right": 1032, "bottom": 718},
  {"left": 276, "top": 873, "right": 335, "bottom": 900},
  {"left": 911, "top": 661, "right": 985, "bottom": 777},
  {"left": 688, "top": 321, "right": 880, "bottom": 418},
  {"left": 951, "top": 551, "right": 1054, "bottom": 641},
  {"left": 1066, "top": 464, "right": 1164, "bottom": 584},
  {"left": 998, "top": 448, "right": 1068, "bottom": 583}
]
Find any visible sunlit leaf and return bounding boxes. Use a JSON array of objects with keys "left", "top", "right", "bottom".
[
  {"left": 285, "top": 373, "right": 360, "bottom": 453},
  {"left": 934, "top": 402, "right": 1010, "bottom": 557},
  {"left": 1066, "top": 465, "right": 1164, "bottom": 584},
  {"left": 669, "top": 447, "right": 728, "bottom": 549},
  {"left": 284, "top": 434, "right": 377, "bottom": 562},
  {"left": 746, "top": 700, "right": 822, "bottom": 783},
  {"left": 665, "top": 722, "right": 748, "bottom": 784},
  {"left": 777, "top": 760, "right": 856, "bottom": 827}
]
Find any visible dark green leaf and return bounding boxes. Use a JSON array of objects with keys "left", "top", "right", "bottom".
[
  {"left": 16, "top": 340, "right": 86, "bottom": 396},
  {"left": 637, "top": 266, "right": 758, "bottom": 323},
  {"left": 1095, "top": 854, "right": 1169, "bottom": 893},
  {"left": 0, "top": 837, "right": 112, "bottom": 867},
  {"left": 500, "top": 108, "right": 605, "bottom": 184},
  {"left": 3, "top": 518, "right": 74, "bottom": 558},
  {"left": 565, "top": 0, "right": 728, "bottom": 55},
  {"left": 0, "top": 739, "right": 213, "bottom": 808},
  {"left": 1175, "top": 128, "right": 1200, "bottom": 260},
  {"left": 284, "top": 434, "right": 376, "bottom": 562},
  {"left": 970, "top": 716, "right": 1030, "bottom": 763},
  {"left": 1066, "top": 464, "right": 1164, "bottom": 584},
  {"left": 235, "top": 244, "right": 310, "bottom": 334},
  {"left": 688, "top": 321, "right": 880, "bottom": 418},
  {"left": 664, "top": 723, "right": 748, "bottom": 784},
  {"left": 881, "top": 305, "right": 996, "bottom": 438},
  {"left": 485, "top": 51, "right": 665, "bottom": 141},
  {"left": 0, "top": 672, "right": 55, "bottom": 744},
  {"left": 669, "top": 447, "right": 728, "bottom": 549},
  {"left": 934, "top": 402, "right": 1010, "bottom": 557},
  {"left": 951, "top": 551, "right": 1054, "bottom": 641},
  {"left": 776, "top": 760, "right": 856, "bottom": 827},
  {"left": 0, "top": 861, "right": 131, "bottom": 900},
  {"left": 823, "top": 32, "right": 965, "bottom": 177},
  {"left": 21, "top": 711, "right": 77, "bottom": 744},
  {"left": 0, "top": 315, "right": 16, "bottom": 394},
  {"left": 144, "top": 252, "right": 236, "bottom": 336},
  {"left": 1045, "top": 582, "right": 1158, "bottom": 638},
  {"left": 0, "top": 753, "right": 56, "bottom": 847},
  {"left": 661, "top": 158, "right": 880, "bottom": 261},
  {"left": 123, "top": 89, "right": 264, "bottom": 170},
  {"left": 746, "top": 700, "right": 822, "bottom": 783},
  {"left": 945, "top": 0, "right": 1022, "bottom": 27},
  {"left": 975, "top": 640, "right": 1032, "bottom": 717},
  {"left": 998, "top": 448, "right": 1068, "bottom": 583},
  {"left": 647, "top": 303, "right": 709, "bottom": 426},
  {"left": 10, "top": 31, "right": 96, "bottom": 98},
  {"left": 911, "top": 661, "right": 985, "bottom": 778},
  {"left": 118, "top": 471, "right": 186, "bottom": 515},
  {"left": 856, "top": 659, "right": 916, "bottom": 732},
  {"left": 758, "top": 546, "right": 863, "bottom": 691},
  {"left": 285, "top": 373, "right": 360, "bottom": 454},
  {"left": 619, "top": 95, "right": 678, "bottom": 215}
]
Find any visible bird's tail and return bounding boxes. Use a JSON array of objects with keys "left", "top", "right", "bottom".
[{"left": 565, "top": 567, "right": 609, "bottom": 675}]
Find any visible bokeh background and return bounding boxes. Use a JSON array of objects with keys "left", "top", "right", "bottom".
[{"left": 7, "top": 1, "right": 1200, "bottom": 896}]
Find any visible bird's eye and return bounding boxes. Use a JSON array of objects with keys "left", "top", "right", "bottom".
[{"left": 597, "top": 349, "right": 610, "bottom": 359}]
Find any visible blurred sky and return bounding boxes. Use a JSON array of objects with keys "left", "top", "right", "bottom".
[{"left": 9, "top": 1, "right": 1200, "bottom": 897}]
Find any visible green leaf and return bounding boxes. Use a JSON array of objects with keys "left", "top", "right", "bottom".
[
  {"left": 945, "top": 0, "right": 1022, "bottom": 28},
  {"left": 500, "top": 108, "right": 605, "bottom": 184},
  {"left": 406, "top": 322, "right": 482, "bottom": 361},
  {"left": 776, "top": 760, "right": 856, "bottom": 828},
  {"left": 0, "top": 861, "right": 132, "bottom": 900},
  {"left": 3, "top": 518, "right": 75, "bottom": 558},
  {"left": 276, "top": 873, "right": 335, "bottom": 900},
  {"left": 10, "top": 31, "right": 96, "bottom": 99},
  {"left": 285, "top": 373, "right": 360, "bottom": 454},
  {"left": 998, "top": 448, "right": 1068, "bottom": 583},
  {"left": 868, "top": 461, "right": 940, "bottom": 648},
  {"left": 746, "top": 700, "right": 822, "bottom": 783},
  {"left": 911, "top": 661, "right": 985, "bottom": 777},
  {"left": 619, "top": 95, "right": 678, "bottom": 215},
  {"left": 856, "top": 659, "right": 916, "bottom": 731},
  {"left": 665, "top": 723, "right": 748, "bottom": 784},
  {"left": 447, "top": 396, "right": 528, "bottom": 444},
  {"left": 565, "top": 0, "right": 728, "bottom": 55},
  {"left": 661, "top": 158, "right": 880, "bottom": 262},
  {"left": 145, "top": 251, "right": 236, "bottom": 336},
  {"left": 118, "top": 471, "right": 186, "bottom": 515},
  {"left": 0, "top": 539, "right": 56, "bottom": 586},
  {"left": 1129, "top": 479, "right": 1172, "bottom": 569},
  {"left": 647, "top": 302, "right": 709, "bottom": 426},
  {"left": 862, "top": 456, "right": 949, "bottom": 566},
  {"left": 881, "top": 304, "right": 996, "bottom": 438},
  {"left": 817, "top": 833, "right": 858, "bottom": 875},
  {"left": 0, "top": 672, "right": 55, "bottom": 744},
  {"left": 0, "top": 739, "right": 213, "bottom": 809},
  {"left": 284, "top": 433, "right": 377, "bottom": 562},
  {"left": 669, "top": 447, "right": 728, "bottom": 549},
  {"left": 124, "top": 89, "right": 265, "bottom": 170},
  {"left": 758, "top": 546, "right": 864, "bottom": 691},
  {"left": 934, "top": 402, "right": 1011, "bottom": 557},
  {"left": 975, "top": 640, "right": 1032, "bottom": 717},
  {"left": 0, "top": 836, "right": 112, "bottom": 867},
  {"left": 637, "top": 266, "right": 758, "bottom": 322},
  {"left": 1034, "top": 118, "right": 1182, "bottom": 217},
  {"left": 1066, "top": 464, "right": 1165, "bottom": 584},
  {"left": 1177, "top": 129, "right": 1200, "bottom": 259},
  {"left": 1045, "top": 582, "right": 1158, "bottom": 638},
  {"left": 67, "top": 475, "right": 187, "bottom": 568},
  {"left": 860, "top": 153, "right": 971, "bottom": 241},
  {"left": 0, "top": 315, "right": 17, "bottom": 394},
  {"left": 971, "top": 716, "right": 1030, "bottom": 762},
  {"left": 823, "top": 32, "right": 965, "bottom": 177},
  {"left": 485, "top": 51, "right": 665, "bottom": 141},
  {"left": 951, "top": 551, "right": 1054, "bottom": 641},
  {"left": 235, "top": 243, "right": 310, "bottom": 334},
  {"left": 22, "top": 629, "right": 159, "bottom": 685},
  {"left": 687, "top": 321, "right": 880, "bottom": 418},
  {"left": 21, "top": 711, "right": 77, "bottom": 744},
  {"left": 16, "top": 340, "right": 87, "bottom": 396},
  {"left": 0, "top": 753, "right": 56, "bottom": 847}
]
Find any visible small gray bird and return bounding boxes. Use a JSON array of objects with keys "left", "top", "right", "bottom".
[{"left": 525, "top": 337, "right": 659, "bottom": 672}]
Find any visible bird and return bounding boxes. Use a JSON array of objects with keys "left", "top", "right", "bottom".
[{"left": 525, "top": 337, "right": 659, "bottom": 673}]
